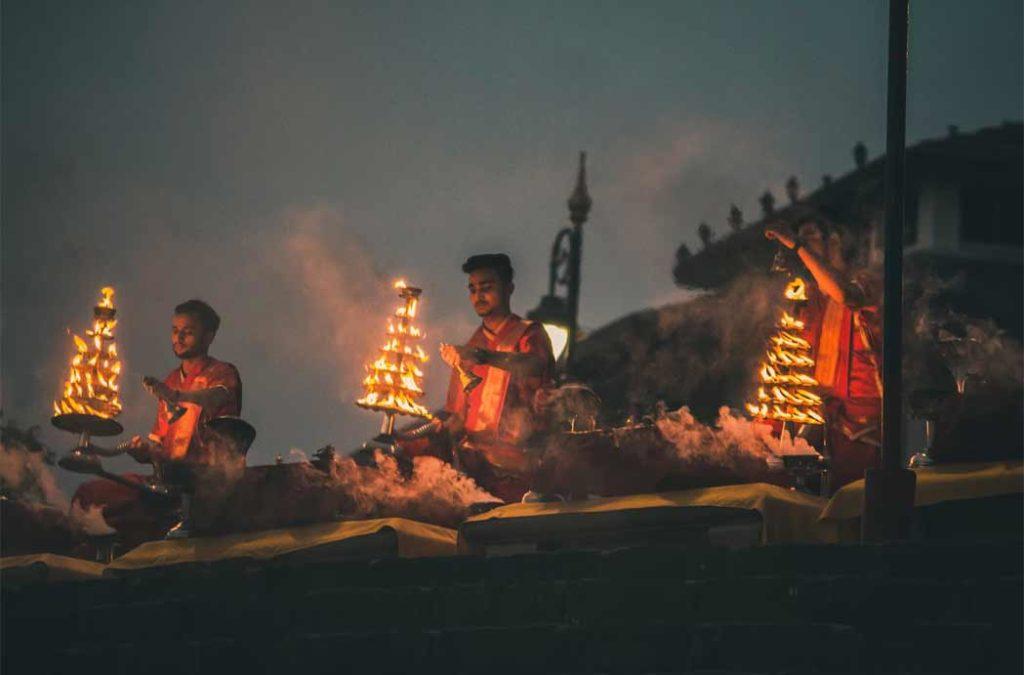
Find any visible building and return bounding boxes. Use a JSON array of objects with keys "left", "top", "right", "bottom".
[{"left": 674, "top": 121, "right": 1023, "bottom": 336}]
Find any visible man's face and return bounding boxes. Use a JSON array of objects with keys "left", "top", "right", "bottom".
[
  {"left": 171, "top": 314, "right": 213, "bottom": 360},
  {"left": 797, "top": 222, "right": 827, "bottom": 258},
  {"left": 467, "top": 268, "right": 512, "bottom": 318}
]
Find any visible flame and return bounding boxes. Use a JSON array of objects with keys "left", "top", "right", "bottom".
[
  {"left": 779, "top": 311, "right": 805, "bottom": 330},
  {"left": 747, "top": 277, "right": 823, "bottom": 426},
  {"left": 98, "top": 286, "right": 115, "bottom": 309},
  {"left": 784, "top": 277, "right": 808, "bottom": 301},
  {"left": 53, "top": 287, "right": 123, "bottom": 418},
  {"left": 356, "top": 279, "right": 432, "bottom": 420}
]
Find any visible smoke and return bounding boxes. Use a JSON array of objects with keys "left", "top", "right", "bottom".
[
  {"left": 532, "top": 404, "right": 805, "bottom": 499},
  {"left": 328, "top": 452, "right": 498, "bottom": 525},
  {"left": 1, "top": 423, "right": 116, "bottom": 552},
  {"left": 658, "top": 405, "right": 816, "bottom": 462},
  {"left": 193, "top": 447, "right": 498, "bottom": 533},
  {"left": 0, "top": 425, "right": 68, "bottom": 510},
  {"left": 909, "top": 274, "right": 1023, "bottom": 394},
  {"left": 67, "top": 501, "right": 115, "bottom": 536},
  {"left": 575, "top": 271, "right": 786, "bottom": 421},
  {"left": 266, "top": 206, "right": 392, "bottom": 389}
]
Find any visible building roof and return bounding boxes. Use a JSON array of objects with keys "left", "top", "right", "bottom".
[{"left": 674, "top": 121, "right": 1022, "bottom": 290}]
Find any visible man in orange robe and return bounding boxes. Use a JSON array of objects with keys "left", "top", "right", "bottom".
[
  {"left": 435, "top": 254, "right": 556, "bottom": 502},
  {"left": 767, "top": 214, "right": 883, "bottom": 492},
  {"left": 72, "top": 299, "right": 243, "bottom": 543}
]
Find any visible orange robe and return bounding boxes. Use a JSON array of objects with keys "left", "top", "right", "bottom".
[
  {"left": 148, "top": 356, "right": 242, "bottom": 463},
  {"left": 444, "top": 315, "right": 555, "bottom": 501},
  {"left": 801, "top": 270, "right": 883, "bottom": 491}
]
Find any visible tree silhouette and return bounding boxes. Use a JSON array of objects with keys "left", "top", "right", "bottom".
[
  {"left": 728, "top": 204, "right": 743, "bottom": 232},
  {"left": 785, "top": 176, "right": 799, "bottom": 204},
  {"left": 759, "top": 191, "right": 775, "bottom": 217},
  {"left": 853, "top": 142, "right": 867, "bottom": 169},
  {"left": 697, "top": 222, "right": 714, "bottom": 249}
]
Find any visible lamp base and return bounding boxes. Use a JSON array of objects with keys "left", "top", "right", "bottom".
[{"left": 51, "top": 413, "right": 123, "bottom": 437}]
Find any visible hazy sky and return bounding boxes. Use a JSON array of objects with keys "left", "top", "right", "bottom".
[{"left": 3, "top": 0, "right": 1021, "bottom": 475}]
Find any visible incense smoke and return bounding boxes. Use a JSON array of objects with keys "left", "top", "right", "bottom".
[
  {"left": 0, "top": 425, "right": 67, "bottom": 510},
  {"left": 532, "top": 403, "right": 803, "bottom": 499},
  {"left": 68, "top": 501, "right": 116, "bottom": 536},
  {"left": 1, "top": 424, "right": 116, "bottom": 549},
  {"left": 271, "top": 206, "right": 392, "bottom": 394},
  {"left": 574, "top": 271, "right": 787, "bottom": 422},
  {"left": 194, "top": 447, "right": 498, "bottom": 533}
]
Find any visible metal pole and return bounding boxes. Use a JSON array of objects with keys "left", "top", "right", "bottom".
[
  {"left": 881, "top": 0, "right": 908, "bottom": 470},
  {"left": 862, "top": 0, "right": 916, "bottom": 542},
  {"left": 565, "top": 152, "right": 591, "bottom": 370},
  {"left": 566, "top": 223, "right": 582, "bottom": 368}
]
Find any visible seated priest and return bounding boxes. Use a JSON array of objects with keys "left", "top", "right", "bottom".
[
  {"left": 71, "top": 299, "right": 243, "bottom": 543},
  {"left": 402, "top": 254, "right": 556, "bottom": 503}
]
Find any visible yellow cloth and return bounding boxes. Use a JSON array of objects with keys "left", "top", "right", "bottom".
[
  {"left": 0, "top": 554, "right": 106, "bottom": 582},
  {"left": 462, "top": 483, "right": 835, "bottom": 545},
  {"left": 821, "top": 460, "right": 1024, "bottom": 522},
  {"left": 107, "top": 517, "right": 457, "bottom": 571}
]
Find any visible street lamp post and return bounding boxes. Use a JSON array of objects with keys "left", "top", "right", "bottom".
[
  {"left": 529, "top": 152, "right": 591, "bottom": 370},
  {"left": 862, "top": 0, "right": 916, "bottom": 542}
]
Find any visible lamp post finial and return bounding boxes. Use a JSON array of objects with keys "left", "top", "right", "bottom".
[{"left": 568, "top": 151, "right": 592, "bottom": 226}]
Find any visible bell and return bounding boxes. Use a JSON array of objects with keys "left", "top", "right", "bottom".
[
  {"left": 167, "top": 402, "right": 187, "bottom": 424},
  {"left": 457, "top": 364, "right": 483, "bottom": 393}
]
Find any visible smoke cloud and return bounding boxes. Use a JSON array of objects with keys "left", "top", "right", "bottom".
[
  {"left": 575, "top": 271, "right": 786, "bottom": 422},
  {"left": 532, "top": 403, "right": 810, "bottom": 499},
  {"left": 68, "top": 501, "right": 116, "bottom": 536},
  {"left": 193, "top": 447, "right": 498, "bottom": 533},
  {"left": 0, "top": 426, "right": 68, "bottom": 510}
]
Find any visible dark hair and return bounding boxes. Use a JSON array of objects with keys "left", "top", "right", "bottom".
[
  {"left": 174, "top": 299, "right": 221, "bottom": 334},
  {"left": 461, "top": 253, "right": 514, "bottom": 285}
]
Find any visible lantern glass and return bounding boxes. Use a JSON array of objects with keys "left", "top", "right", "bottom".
[{"left": 543, "top": 323, "right": 569, "bottom": 362}]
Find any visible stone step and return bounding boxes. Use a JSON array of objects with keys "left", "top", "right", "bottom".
[{"left": 15, "top": 615, "right": 1020, "bottom": 674}]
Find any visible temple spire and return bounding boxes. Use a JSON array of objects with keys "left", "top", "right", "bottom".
[{"left": 568, "top": 151, "right": 592, "bottom": 226}]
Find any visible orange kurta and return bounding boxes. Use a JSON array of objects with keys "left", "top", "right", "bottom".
[
  {"left": 72, "top": 356, "right": 242, "bottom": 547},
  {"left": 800, "top": 269, "right": 883, "bottom": 490},
  {"left": 444, "top": 315, "right": 554, "bottom": 502},
  {"left": 445, "top": 315, "right": 554, "bottom": 446},
  {"left": 148, "top": 356, "right": 242, "bottom": 462}
]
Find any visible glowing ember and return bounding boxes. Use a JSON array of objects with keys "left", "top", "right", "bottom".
[
  {"left": 746, "top": 276, "right": 824, "bottom": 426},
  {"left": 53, "top": 286, "right": 124, "bottom": 419},
  {"left": 356, "top": 280, "right": 432, "bottom": 420}
]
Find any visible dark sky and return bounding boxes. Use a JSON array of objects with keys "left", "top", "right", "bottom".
[{"left": 3, "top": 0, "right": 1021, "bottom": 475}]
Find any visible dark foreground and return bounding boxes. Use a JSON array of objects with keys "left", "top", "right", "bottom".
[{"left": 4, "top": 534, "right": 1022, "bottom": 675}]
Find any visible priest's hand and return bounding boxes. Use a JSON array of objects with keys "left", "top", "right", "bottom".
[
  {"left": 122, "top": 435, "right": 152, "bottom": 464},
  {"left": 454, "top": 345, "right": 486, "bottom": 367},
  {"left": 142, "top": 376, "right": 179, "bottom": 403},
  {"left": 764, "top": 226, "right": 797, "bottom": 250},
  {"left": 439, "top": 343, "right": 461, "bottom": 369}
]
